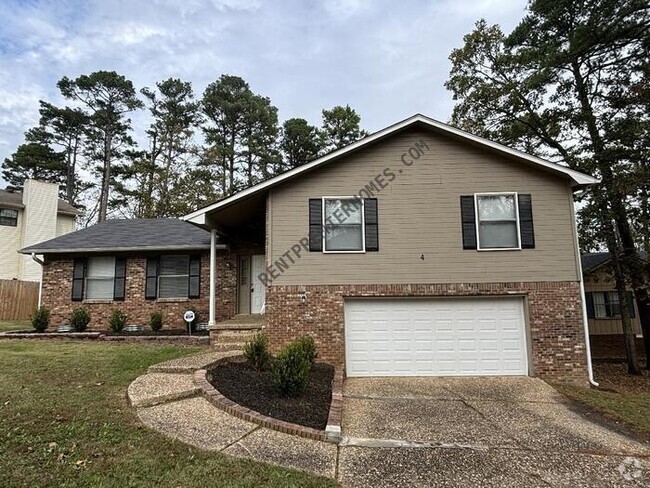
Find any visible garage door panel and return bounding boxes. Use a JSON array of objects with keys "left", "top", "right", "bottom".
[{"left": 345, "top": 298, "right": 528, "bottom": 377}]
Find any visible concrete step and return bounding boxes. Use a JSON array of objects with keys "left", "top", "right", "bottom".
[
  {"left": 211, "top": 342, "right": 245, "bottom": 352},
  {"left": 127, "top": 373, "right": 200, "bottom": 408},
  {"left": 148, "top": 351, "right": 240, "bottom": 373},
  {"left": 213, "top": 331, "right": 258, "bottom": 344},
  {"left": 212, "top": 323, "right": 264, "bottom": 331}
]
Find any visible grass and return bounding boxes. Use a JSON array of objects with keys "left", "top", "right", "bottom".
[
  {"left": 0, "top": 320, "right": 30, "bottom": 332},
  {"left": 554, "top": 362, "right": 650, "bottom": 436},
  {"left": 0, "top": 340, "right": 335, "bottom": 488}
]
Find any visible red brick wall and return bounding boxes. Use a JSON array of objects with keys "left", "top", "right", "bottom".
[
  {"left": 41, "top": 251, "right": 238, "bottom": 331},
  {"left": 264, "top": 281, "right": 588, "bottom": 383}
]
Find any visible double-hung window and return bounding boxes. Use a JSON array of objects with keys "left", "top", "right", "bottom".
[
  {"left": 0, "top": 208, "right": 18, "bottom": 227},
  {"left": 475, "top": 193, "right": 520, "bottom": 250},
  {"left": 323, "top": 197, "right": 365, "bottom": 252},
  {"left": 158, "top": 255, "right": 191, "bottom": 299},
  {"left": 85, "top": 257, "right": 115, "bottom": 299},
  {"left": 591, "top": 291, "right": 635, "bottom": 319}
]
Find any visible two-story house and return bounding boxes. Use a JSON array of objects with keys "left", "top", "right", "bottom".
[
  {"left": 22, "top": 115, "right": 599, "bottom": 383},
  {"left": 1, "top": 179, "right": 80, "bottom": 282}
]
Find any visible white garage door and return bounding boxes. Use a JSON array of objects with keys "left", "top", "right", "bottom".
[{"left": 344, "top": 297, "right": 528, "bottom": 377}]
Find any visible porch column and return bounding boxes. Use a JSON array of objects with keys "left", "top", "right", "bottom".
[{"left": 208, "top": 228, "right": 217, "bottom": 328}]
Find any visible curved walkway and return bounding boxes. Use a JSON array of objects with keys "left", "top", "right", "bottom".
[{"left": 130, "top": 352, "right": 650, "bottom": 486}]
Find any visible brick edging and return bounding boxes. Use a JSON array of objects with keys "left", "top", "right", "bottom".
[
  {"left": 193, "top": 362, "right": 343, "bottom": 444},
  {"left": 0, "top": 331, "right": 209, "bottom": 344}
]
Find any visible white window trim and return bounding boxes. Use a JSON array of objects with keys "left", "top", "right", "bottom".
[
  {"left": 322, "top": 196, "right": 366, "bottom": 254},
  {"left": 474, "top": 192, "right": 522, "bottom": 251}
]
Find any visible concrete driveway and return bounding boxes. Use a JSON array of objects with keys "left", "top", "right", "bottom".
[{"left": 339, "top": 377, "right": 650, "bottom": 487}]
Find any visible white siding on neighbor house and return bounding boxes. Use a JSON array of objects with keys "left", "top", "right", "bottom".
[
  {"left": 0, "top": 180, "right": 77, "bottom": 282},
  {"left": 0, "top": 208, "right": 24, "bottom": 280},
  {"left": 268, "top": 129, "right": 581, "bottom": 285}
]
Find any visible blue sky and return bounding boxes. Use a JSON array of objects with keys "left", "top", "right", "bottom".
[{"left": 0, "top": 0, "right": 527, "bottom": 187}]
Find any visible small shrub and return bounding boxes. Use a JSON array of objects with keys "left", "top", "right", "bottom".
[
  {"left": 294, "top": 335, "right": 317, "bottom": 364},
  {"left": 70, "top": 307, "right": 90, "bottom": 332},
  {"left": 109, "top": 309, "right": 127, "bottom": 333},
  {"left": 150, "top": 312, "right": 163, "bottom": 332},
  {"left": 243, "top": 333, "right": 270, "bottom": 371},
  {"left": 31, "top": 306, "right": 50, "bottom": 332},
  {"left": 272, "top": 341, "right": 312, "bottom": 397}
]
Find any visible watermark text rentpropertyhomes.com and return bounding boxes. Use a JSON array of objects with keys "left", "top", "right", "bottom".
[{"left": 258, "top": 139, "right": 431, "bottom": 286}]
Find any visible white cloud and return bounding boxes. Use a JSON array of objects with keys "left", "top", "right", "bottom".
[{"left": 0, "top": 0, "right": 528, "bottom": 186}]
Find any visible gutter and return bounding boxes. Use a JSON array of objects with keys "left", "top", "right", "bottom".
[
  {"left": 569, "top": 187, "right": 598, "bottom": 387},
  {"left": 31, "top": 253, "right": 45, "bottom": 308}
]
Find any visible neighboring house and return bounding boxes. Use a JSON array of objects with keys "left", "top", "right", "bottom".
[
  {"left": 23, "top": 114, "right": 600, "bottom": 383},
  {"left": 20, "top": 219, "right": 229, "bottom": 328},
  {"left": 582, "top": 252, "right": 648, "bottom": 337},
  {"left": 1, "top": 179, "right": 80, "bottom": 282}
]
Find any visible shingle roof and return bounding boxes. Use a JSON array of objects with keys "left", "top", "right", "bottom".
[
  {"left": 581, "top": 252, "right": 649, "bottom": 273},
  {"left": 0, "top": 188, "right": 82, "bottom": 216},
  {"left": 20, "top": 218, "right": 224, "bottom": 254}
]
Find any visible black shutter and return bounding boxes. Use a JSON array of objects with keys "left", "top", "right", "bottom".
[
  {"left": 189, "top": 255, "right": 201, "bottom": 299},
  {"left": 626, "top": 291, "right": 636, "bottom": 318},
  {"left": 585, "top": 292, "right": 595, "bottom": 319},
  {"left": 309, "top": 198, "right": 323, "bottom": 252},
  {"left": 71, "top": 257, "right": 86, "bottom": 301},
  {"left": 145, "top": 257, "right": 159, "bottom": 300},
  {"left": 518, "top": 194, "right": 535, "bottom": 249},
  {"left": 113, "top": 258, "right": 126, "bottom": 301},
  {"left": 460, "top": 196, "right": 477, "bottom": 250},
  {"left": 364, "top": 198, "right": 379, "bottom": 252}
]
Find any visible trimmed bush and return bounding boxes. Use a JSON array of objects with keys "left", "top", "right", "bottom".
[
  {"left": 31, "top": 307, "right": 50, "bottom": 332},
  {"left": 70, "top": 308, "right": 90, "bottom": 332},
  {"left": 150, "top": 312, "right": 163, "bottom": 332},
  {"left": 109, "top": 309, "right": 127, "bottom": 333},
  {"left": 272, "top": 341, "right": 312, "bottom": 397},
  {"left": 294, "top": 335, "right": 317, "bottom": 364},
  {"left": 243, "top": 332, "right": 270, "bottom": 371}
]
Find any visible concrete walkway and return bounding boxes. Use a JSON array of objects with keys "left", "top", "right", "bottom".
[
  {"left": 128, "top": 351, "right": 338, "bottom": 478},
  {"left": 130, "top": 354, "right": 650, "bottom": 486}
]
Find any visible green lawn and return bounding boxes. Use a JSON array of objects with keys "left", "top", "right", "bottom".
[
  {"left": 0, "top": 320, "right": 30, "bottom": 332},
  {"left": 0, "top": 340, "right": 334, "bottom": 488},
  {"left": 554, "top": 362, "right": 650, "bottom": 436}
]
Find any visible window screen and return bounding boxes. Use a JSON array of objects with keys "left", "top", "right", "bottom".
[
  {"left": 158, "top": 255, "right": 190, "bottom": 298},
  {"left": 86, "top": 256, "right": 115, "bottom": 299}
]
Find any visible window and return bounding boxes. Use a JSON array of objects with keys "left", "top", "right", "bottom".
[
  {"left": 475, "top": 193, "right": 520, "bottom": 250},
  {"left": 85, "top": 257, "right": 115, "bottom": 299},
  {"left": 158, "top": 255, "right": 190, "bottom": 298},
  {"left": 323, "top": 197, "right": 364, "bottom": 252},
  {"left": 592, "top": 291, "right": 635, "bottom": 319},
  {"left": 0, "top": 208, "right": 18, "bottom": 227}
]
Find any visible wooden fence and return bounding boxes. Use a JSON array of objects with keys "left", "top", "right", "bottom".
[{"left": 0, "top": 279, "right": 39, "bottom": 321}]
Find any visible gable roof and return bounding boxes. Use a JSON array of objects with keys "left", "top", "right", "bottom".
[
  {"left": 19, "top": 218, "right": 226, "bottom": 254},
  {"left": 0, "top": 188, "right": 82, "bottom": 216},
  {"left": 581, "top": 252, "right": 649, "bottom": 273},
  {"left": 183, "top": 113, "right": 599, "bottom": 225}
]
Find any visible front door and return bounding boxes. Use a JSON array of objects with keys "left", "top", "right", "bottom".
[{"left": 250, "top": 255, "right": 266, "bottom": 314}]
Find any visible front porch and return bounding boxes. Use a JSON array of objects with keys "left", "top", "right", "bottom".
[{"left": 210, "top": 314, "right": 264, "bottom": 352}]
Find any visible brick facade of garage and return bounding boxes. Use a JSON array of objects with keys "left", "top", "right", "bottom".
[{"left": 263, "top": 281, "right": 588, "bottom": 383}]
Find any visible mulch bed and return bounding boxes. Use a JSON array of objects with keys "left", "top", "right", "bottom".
[{"left": 208, "top": 356, "right": 334, "bottom": 430}]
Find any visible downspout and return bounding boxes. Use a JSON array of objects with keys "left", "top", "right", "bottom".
[
  {"left": 570, "top": 189, "right": 599, "bottom": 387},
  {"left": 31, "top": 253, "right": 45, "bottom": 308}
]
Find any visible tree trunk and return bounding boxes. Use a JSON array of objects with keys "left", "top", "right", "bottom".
[
  {"left": 571, "top": 61, "right": 650, "bottom": 368},
  {"left": 607, "top": 231, "right": 641, "bottom": 374},
  {"left": 99, "top": 128, "right": 112, "bottom": 222}
]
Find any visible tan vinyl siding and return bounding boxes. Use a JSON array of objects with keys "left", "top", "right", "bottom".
[
  {"left": 584, "top": 271, "right": 643, "bottom": 335},
  {"left": 268, "top": 129, "right": 580, "bottom": 285}
]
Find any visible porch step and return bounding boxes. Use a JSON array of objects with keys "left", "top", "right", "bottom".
[
  {"left": 211, "top": 342, "right": 246, "bottom": 352},
  {"left": 215, "top": 330, "right": 259, "bottom": 344}
]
